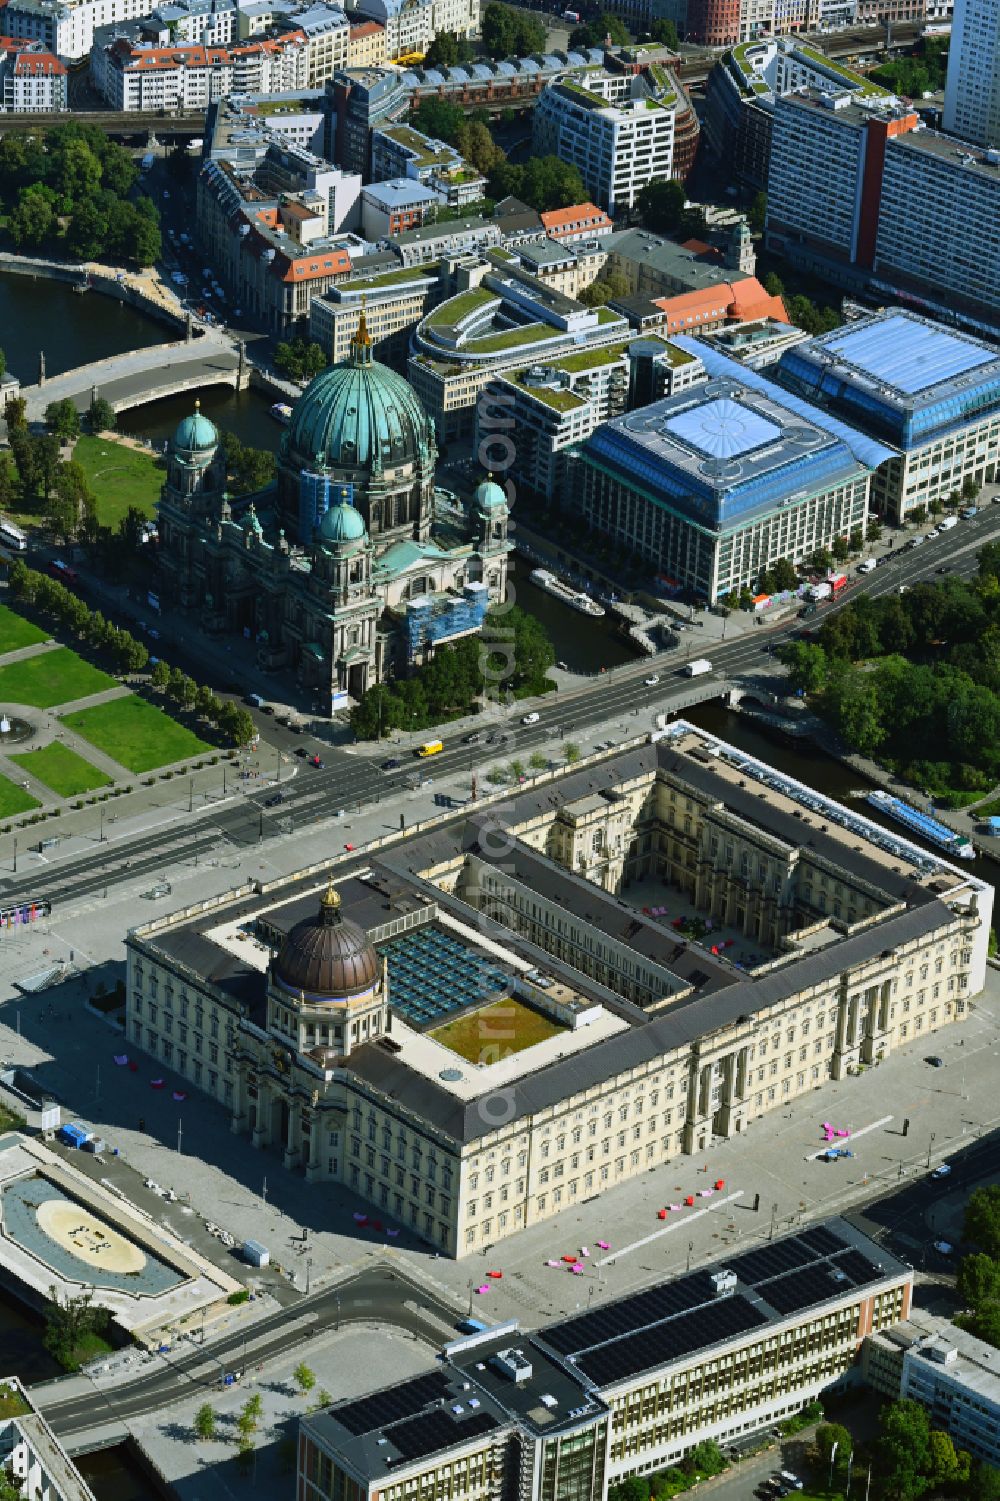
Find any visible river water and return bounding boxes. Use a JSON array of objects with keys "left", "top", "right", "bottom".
[{"left": 0, "top": 275, "right": 169, "bottom": 383}]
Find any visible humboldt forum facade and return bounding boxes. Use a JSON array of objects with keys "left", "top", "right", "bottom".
[{"left": 125, "top": 722, "right": 992, "bottom": 1258}]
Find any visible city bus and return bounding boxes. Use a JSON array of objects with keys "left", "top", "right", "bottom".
[
  {"left": 0, "top": 518, "right": 28, "bottom": 553},
  {"left": 416, "top": 739, "right": 444, "bottom": 758}
]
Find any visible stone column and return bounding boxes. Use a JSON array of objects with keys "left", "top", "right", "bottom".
[
  {"left": 283, "top": 1100, "right": 302, "bottom": 1171},
  {"left": 251, "top": 1085, "right": 269, "bottom": 1149},
  {"left": 736, "top": 1046, "right": 750, "bottom": 1101}
]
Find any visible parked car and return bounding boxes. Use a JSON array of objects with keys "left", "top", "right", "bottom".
[
  {"left": 463, "top": 731, "right": 481, "bottom": 745},
  {"left": 264, "top": 792, "right": 285, "bottom": 807},
  {"left": 382, "top": 758, "right": 401, "bottom": 770},
  {"left": 926, "top": 1055, "right": 944, "bottom": 1068},
  {"left": 644, "top": 675, "right": 660, "bottom": 686},
  {"left": 522, "top": 712, "right": 540, "bottom": 725},
  {"left": 294, "top": 747, "right": 309, "bottom": 758},
  {"left": 931, "top": 1163, "right": 952, "bottom": 1179},
  {"left": 933, "top": 1240, "right": 955, "bottom": 1255}
]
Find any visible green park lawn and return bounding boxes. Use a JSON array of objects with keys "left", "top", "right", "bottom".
[
  {"left": 72, "top": 435, "right": 163, "bottom": 527},
  {"left": 0, "top": 604, "right": 49, "bottom": 656},
  {"left": 430, "top": 996, "right": 565, "bottom": 1064},
  {"left": 8, "top": 741, "right": 112, "bottom": 798},
  {"left": 0, "top": 647, "right": 116, "bottom": 709},
  {"left": 0, "top": 773, "right": 41, "bottom": 818},
  {"left": 61, "top": 695, "right": 210, "bottom": 774}
]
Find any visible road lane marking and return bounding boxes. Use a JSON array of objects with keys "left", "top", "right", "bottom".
[{"left": 596, "top": 1190, "right": 744, "bottom": 1264}]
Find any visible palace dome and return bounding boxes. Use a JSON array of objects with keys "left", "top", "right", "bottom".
[
  {"left": 317, "top": 497, "right": 367, "bottom": 546},
  {"left": 273, "top": 882, "right": 381, "bottom": 1000},
  {"left": 173, "top": 401, "right": 219, "bottom": 454},
  {"left": 284, "top": 315, "right": 430, "bottom": 473}
]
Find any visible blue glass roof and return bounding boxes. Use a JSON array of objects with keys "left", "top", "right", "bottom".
[
  {"left": 822, "top": 314, "right": 994, "bottom": 395},
  {"left": 664, "top": 398, "right": 782, "bottom": 460}
]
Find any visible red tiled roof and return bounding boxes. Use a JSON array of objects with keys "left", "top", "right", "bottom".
[
  {"left": 14, "top": 50, "right": 65, "bottom": 72},
  {"left": 540, "top": 202, "right": 612, "bottom": 234},
  {"left": 350, "top": 20, "right": 383, "bottom": 35},
  {"left": 652, "top": 277, "right": 788, "bottom": 333}
]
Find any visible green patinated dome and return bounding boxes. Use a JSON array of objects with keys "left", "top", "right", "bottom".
[
  {"left": 318, "top": 497, "right": 367, "bottom": 546},
  {"left": 285, "top": 316, "right": 430, "bottom": 472},
  {"left": 173, "top": 401, "right": 218, "bottom": 453},
  {"left": 474, "top": 478, "right": 507, "bottom": 512}
]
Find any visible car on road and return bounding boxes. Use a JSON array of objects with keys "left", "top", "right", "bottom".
[
  {"left": 294, "top": 747, "right": 309, "bottom": 758},
  {"left": 935, "top": 565, "right": 950, "bottom": 574},
  {"left": 522, "top": 712, "right": 540, "bottom": 725},
  {"left": 644, "top": 675, "right": 660, "bottom": 686},
  {"left": 931, "top": 1163, "right": 952, "bottom": 1179},
  {"left": 933, "top": 1240, "right": 955, "bottom": 1255},
  {"left": 926, "top": 1055, "right": 944, "bottom": 1067},
  {"left": 264, "top": 792, "right": 285, "bottom": 807},
  {"left": 381, "top": 758, "right": 401, "bottom": 770},
  {"left": 309, "top": 754, "right": 324, "bottom": 767},
  {"left": 463, "top": 731, "right": 481, "bottom": 744},
  {"left": 260, "top": 704, "right": 275, "bottom": 715}
]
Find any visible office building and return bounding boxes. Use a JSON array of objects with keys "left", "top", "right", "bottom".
[
  {"left": 309, "top": 261, "right": 440, "bottom": 366},
  {"left": 301, "top": 1220, "right": 911, "bottom": 1501},
  {"left": 864, "top": 1314, "right": 1000, "bottom": 1469},
  {"left": 477, "top": 336, "right": 702, "bottom": 501},
  {"left": 359, "top": 179, "right": 437, "bottom": 239},
  {"left": 766, "top": 89, "right": 918, "bottom": 283},
  {"left": 571, "top": 352, "right": 890, "bottom": 602},
  {"left": 126, "top": 720, "right": 990, "bottom": 1256},
  {"left": 603, "top": 224, "right": 754, "bottom": 304},
  {"left": 872, "top": 129, "right": 1000, "bottom": 334},
  {"left": 326, "top": 65, "right": 408, "bottom": 176},
  {"left": 409, "top": 263, "right": 629, "bottom": 443},
  {"left": 777, "top": 311, "right": 1000, "bottom": 521},
  {"left": 0, "top": 36, "right": 66, "bottom": 107},
  {"left": 540, "top": 202, "right": 614, "bottom": 245},
  {"left": 272, "top": 3, "right": 348, "bottom": 87},
  {"left": 704, "top": 38, "right": 893, "bottom": 189},
  {"left": 532, "top": 62, "right": 690, "bottom": 216},
  {"left": 942, "top": 0, "right": 1000, "bottom": 148}
]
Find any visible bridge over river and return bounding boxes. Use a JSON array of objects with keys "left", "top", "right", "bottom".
[{"left": 19, "top": 330, "right": 248, "bottom": 422}]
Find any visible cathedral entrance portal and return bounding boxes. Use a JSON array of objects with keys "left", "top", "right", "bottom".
[{"left": 348, "top": 663, "right": 367, "bottom": 700}]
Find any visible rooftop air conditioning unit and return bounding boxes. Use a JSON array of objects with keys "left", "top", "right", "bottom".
[{"left": 710, "top": 1269, "right": 737, "bottom": 1297}]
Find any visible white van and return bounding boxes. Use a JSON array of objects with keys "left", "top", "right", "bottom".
[{"left": 857, "top": 558, "right": 877, "bottom": 574}]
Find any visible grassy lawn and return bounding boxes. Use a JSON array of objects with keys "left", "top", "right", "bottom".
[
  {"left": 0, "top": 774, "right": 41, "bottom": 818},
  {"left": 72, "top": 435, "right": 163, "bottom": 526},
  {"left": 0, "top": 1101, "right": 26, "bottom": 1134},
  {"left": 8, "top": 742, "right": 112, "bottom": 797},
  {"left": 430, "top": 995, "right": 566, "bottom": 1064},
  {"left": 0, "top": 604, "right": 49, "bottom": 655},
  {"left": 0, "top": 647, "right": 116, "bottom": 709},
  {"left": 61, "top": 695, "right": 210, "bottom": 774}
]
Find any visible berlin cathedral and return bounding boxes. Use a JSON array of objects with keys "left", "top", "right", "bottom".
[{"left": 155, "top": 317, "right": 510, "bottom": 710}]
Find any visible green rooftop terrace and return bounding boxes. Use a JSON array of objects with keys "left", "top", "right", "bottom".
[
  {"left": 382, "top": 123, "right": 457, "bottom": 167},
  {"left": 466, "top": 321, "right": 552, "bottom": 354},
  {"left": 510, "top": 373, "right": 586, "bottom": 411},
  {"left": 425, "top": 286, "right": 497, "bottom": 331},
  {"left": 339, "top": 265, "right": 438, "bottom": 292}
]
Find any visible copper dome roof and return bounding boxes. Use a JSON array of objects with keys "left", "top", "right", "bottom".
[{"left": 273, "top": 883, "right": 381, "bottom": 1000}]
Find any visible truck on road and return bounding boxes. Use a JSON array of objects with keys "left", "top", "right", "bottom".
[{"left": 683, "top": 658, "right": 713, "bottom": 677}]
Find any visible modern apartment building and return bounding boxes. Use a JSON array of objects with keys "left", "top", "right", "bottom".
[
  {"left": 766, "top": 89, "right": 918, "bottom": 281},
  {"left": 477, "top": 335, "right": 701, "bottom": 501},
  {"left": 776, "top": 311, "right": 1000, "bottom": 522},
  {"left": 942, "top": 0, "right": 1000, "bottom": 148},
  {"left": 872, "top": 129, "right": 1000, "bottom": 333},
  {"left": 532, "top": 63, "right": 685, "bottom": 215},
  {"left": 1, "top": 0, "right": 154, "bottom": 60},
  {"left": 540, "top": 202, "right": 614, "bottom": 245},
  {"left": 704, "top": 38, "right": 893, "bottom": 190},
  {"left": 0, "top": 37, "right": 66, "bottom": 107},
  {"left": 371, "top": 124, "right": 486, "bottom": 208},
  {"left": 326, "top": 65, "right": 409, "bottom": 176},
  {"left": 99, "top": 31, "right": 309, "bottom": 108},
  {"left": 409, "top": 265, "right": 630, "bottom": 442},
  {"left": 863, "top": 1314, "right": 1000, "bottom": 1469},
  {"left": 571, "top": 364, "right": 882, "bottom": 602},
  {"left": 300, "top": 1220, "right": 913, "bottom": 1501},
  {"left": 359, "top": 178, "right": 437, "bottom": 239},
  {"left": 126, "top": 721, "right": 991, "bottom": 1257},
  {"left": 309, "top": 261, "right": 440, "bottom": 366}
]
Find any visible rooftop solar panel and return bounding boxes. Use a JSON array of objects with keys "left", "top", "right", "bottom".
[
  {"left": 575, "top": 1296, "right": 768, "bottom": 1386},
  {"left": 832, "top": 1247, "right": 884, "bottom": 1286},
  {"left": 542, "top": 1272, "right": 717, "bottom": 1356},
  {"left": 336, "top": 1371, "right": 452, "bottom": 1435},
  {"left": 798, "top": 1224, "right": 846, "bottom": 1257},
  {"left": 388, "top": 1409, "right": 498, "bottom": 1463},
  {"left": 759, "top": 1264, "right": 852, "bottom": 1317},
  {"left": 724, "top": 1238, "right": 817, "bottom": 1286}
]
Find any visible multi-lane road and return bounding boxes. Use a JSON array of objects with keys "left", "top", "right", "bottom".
[{"left": 2, "top": 509, "right": 998, "bottom": 914}]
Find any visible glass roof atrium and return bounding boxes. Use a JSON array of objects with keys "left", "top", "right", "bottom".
[
  {"left": 822, "top": 313, "right": 994, "bottom": 395},
  {"left": 664, "top": 397, "right": 783, "bottom": 460}
]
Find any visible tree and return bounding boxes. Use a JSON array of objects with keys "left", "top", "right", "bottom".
[
  {"left": 43, "top": 1287, "right": 108, "bottom": 1370},
  {"left": 457, "top": 118, "right": 505, "bottom": 175},
  {"left": 748, "top": 190, "right": 767, "bottom": 234},
  {"left": 684, "top": 1440, "right": 725, "bottom": 1478},
  {"left": 963, "top": 474, "right": 981, "bottom": 502},
  {"left": 610, "top": 1478, "right": 649, "bottom": 1501},
  {"left": 88, "top": 395, "right": 116, "bottom": 434},
  {"left": 481, "top": 1, "right": 545, "bottom": 58},
  {"left": 911, "top": 504, "right": 927, "bottom": 526},
  {"left": 564, "top": 742, "right": 581, "bottom": 763},
  {"left": 150, "top": 659, "right": 170, "bottom": 690},
  {"left": 8, "top": 184, "right": 55, "bottom": 249},
  {"left": 4, "top": 394, "right": 27, "bottom": 432},
  {"left": 873, "top": 1399, "right": 931, "bottom": 1501},
  {"left": 577, "top": 270, "right": 630, "bottom": 308},
  {"left": 832, "top": 535, "right": 850, "bottom": 563},
  {"left": 778, "top": 640, "right": 829, "bottom": 696},
  {"left": 867, "top": 518, "right": 883, "bottom": 542},
  {"left": 227, "top": 706, "right": 257, "bottom": 747},
  {"left": 648, "top": 17, "right": 679, "bottom": 46},
  {"left": 849, "top": 527, "right": 864, "bottom": 552},
  {"left": 487, "top": 156, "right": 587, "bottom": 214},
  {"left": 926, "top": 1430, "right": 970, "bottom": 1490},
  {"left": 813, "top": 1423, "right": 852, "bottom": 1471},
  {"left": 293, "top": 1362, "right": 317, "bottom": 1395},
  {"left": 274, "top": 339, "right": 327, "bottom": 383},
  {"left": 194, "top": 1403, "right": 216, "bottom": 1441},
  {"left": 956, "top": 1252, "right": 1000, "bottom": 1312},
  {"left": 636, "top": 178, "right": 686, "bottom": 234},
  {"left": 965, "top": 1184, "right": 1000, "bottom": 1259},
  {"left": 570, "top": 12, "right": 630, "bottom": 47},
  {"left": 410, "top": 96, "right": 466, "bottom": 143},
  {"left": 423, "top": 30, "right": 476, "bottom": 66},
  {"left": 245, "top": 1393, "right": 264, "bottom": 1423},
  {"left": 44, "top": 398, "right": 81, "bottom": 443}
]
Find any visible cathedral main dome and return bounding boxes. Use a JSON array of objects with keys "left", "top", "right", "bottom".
[{"left": 283, "top": 315, "right": 430, "bottom": 473}]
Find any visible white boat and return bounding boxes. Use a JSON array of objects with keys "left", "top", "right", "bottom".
[
  {"left": 866, "top": 790, "right": 975, "bottom": 859},
  {"left": 269, "top": 402, "right": 293, "bottom": 425},
  {"left": 530, "top": 568, "right": 605, "bottom": 617}
]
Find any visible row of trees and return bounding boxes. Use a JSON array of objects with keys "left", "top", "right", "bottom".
[
  {"left": 761, "top": 271, "right": 842, "bottom": 337},
  {"left": 955, "top": 1184, "right": 1000, "bottom": 1350},
  {"left": 350, "top": 607, "right": 555, "bottom": 740},
  {"left": 871, "top": 35, "right": 948, "bottom": 99},
  {"left": 609, "top": 1440, "right": 726, "bottom": 1501},
  {"left": 408, "top": 96, "right": 585, "bottom": 213},
  {"left": 0, "top": 123, "right": 161, "bottom": 266},
  {"left": 7, "top": 561, "right": 256, "bottom": 746},
  {"left": 776, "top": 541, "right": 1000, "bottom": 793},
  {"left": 480, "top": 2, "right": 547, "bottom": 59}
]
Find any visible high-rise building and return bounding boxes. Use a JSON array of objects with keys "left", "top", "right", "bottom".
[{"left": 943, "top": 0, "right": 1000, "bottom": 148}]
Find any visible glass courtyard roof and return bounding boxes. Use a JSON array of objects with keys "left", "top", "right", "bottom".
[
  {"left": 664, "top": 397, "right": 782, "bottom": 459},
  {"left": 823, "top": 313, "right": 994, "bottom": 395}
]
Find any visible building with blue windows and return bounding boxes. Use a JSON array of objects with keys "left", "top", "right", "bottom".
[
  {"left": 570, "top": 369, "right": 885, "bottom": 602},
  {"left": 776, "top": 311, "right": 1000, "bottom": 522}
]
